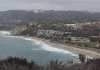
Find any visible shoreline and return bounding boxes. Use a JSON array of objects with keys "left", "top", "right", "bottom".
[
  {"left": 31, "top": 37, "right": 100, "bottom": 58},
  {"left": 1, "top": 30, "right": 100, "bottom": 58},
  {"left": 5, "top": 35, "right": 77, "bottom": 56}
]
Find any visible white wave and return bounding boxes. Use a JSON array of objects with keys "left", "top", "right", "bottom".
[
  {"left": 5, "top": 36, "right": 25, "bottom": 39},
  {"left": 4, "top": 35, "right": 78, "bottom": 57},
  {"left": 25, "top": 37, "right": 78, "bottom": 57},
  {"left": 0, "top": 31, "right": 11, "bottom": 36}
]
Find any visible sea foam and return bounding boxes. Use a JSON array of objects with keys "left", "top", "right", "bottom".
[
  {"left": 4, "top": 35, "right": 78, "bottom": 57},
  {"left": 5, "top": 35, "right": 93, "bottom": 59},
  {"left": 0, "top": 31, "right": 11, "bottom": 36}
]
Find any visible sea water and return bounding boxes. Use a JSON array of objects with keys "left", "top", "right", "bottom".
[{"left": 0, "top": 31, "right": 78, "bottom": 64}]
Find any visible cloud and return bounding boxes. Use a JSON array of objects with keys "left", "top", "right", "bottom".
[{"left": 0, "top": 0, "right": 100, "bottom": 12}]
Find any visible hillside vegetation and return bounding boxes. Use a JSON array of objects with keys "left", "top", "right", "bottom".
[{"left": 0, "top": 57, "right": 99, "bottom": 70}]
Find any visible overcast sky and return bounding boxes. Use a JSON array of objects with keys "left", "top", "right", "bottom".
[{"left": 0, "top": 0, "right": 100, "bottom": 12}]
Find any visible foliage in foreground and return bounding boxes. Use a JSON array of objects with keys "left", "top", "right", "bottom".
[{"left": 0, "top": 57, "right": 99, "bottom": 70}]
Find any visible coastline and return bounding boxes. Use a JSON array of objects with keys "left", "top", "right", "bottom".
[
  {"left": 31, "top": 37, "right": 100, "bottom": 58},
  {"left": 1, "top": 30, "right": 100, "bottom": 58}
]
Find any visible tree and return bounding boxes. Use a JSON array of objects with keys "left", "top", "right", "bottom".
[{"left": 79, "top": 54, "right": 86, "bottom": 63}]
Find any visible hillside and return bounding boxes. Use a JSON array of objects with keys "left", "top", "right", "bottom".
[
  {"left": 0, "top": 10, "right": 100, "bottom": 30},
  {"left": 1, "top": 10, "right": 100, "bottom": 30},
  {"left": 0, "top": 57, "right": 99, "bottom": 70},
  {"left": 12, "top": 21, "right": 100, "bottom": 50},
  {"left": 1, "top": 10, "right": 100, "bottom": 22}
]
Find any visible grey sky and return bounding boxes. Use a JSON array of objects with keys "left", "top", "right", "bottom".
[{"left": 0, "top": 0, "right": 100, "bottom": 12}]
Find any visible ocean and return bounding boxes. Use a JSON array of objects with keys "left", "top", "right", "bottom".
[{"left": 0, "top": 31, "right": 78, "bottom": 64}]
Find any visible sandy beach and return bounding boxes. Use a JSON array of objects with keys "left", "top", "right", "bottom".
[{"left": 32, "top": 37, "right": 100, "bottom": 58}]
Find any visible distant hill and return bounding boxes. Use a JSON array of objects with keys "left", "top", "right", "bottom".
[
  {"left": 1, "top": 10, "right": 100, "bottom": 30},
  {"left": 1, "top": 10, "right": 100, "bottom": 22}
]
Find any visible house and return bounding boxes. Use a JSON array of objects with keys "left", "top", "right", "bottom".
[
  {"left": 67, "top": 37, "right": 90, "bottom": 42},
  {"left": 36, "top": 29, "right": 72, "bottom": 38},
  {"left": 89, "top": 36, "right": 100, "bottom": 42}
]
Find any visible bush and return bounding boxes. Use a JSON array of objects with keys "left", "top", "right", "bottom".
[{"left": 0, "top": 57, "right": 100, "bottom": 70}]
